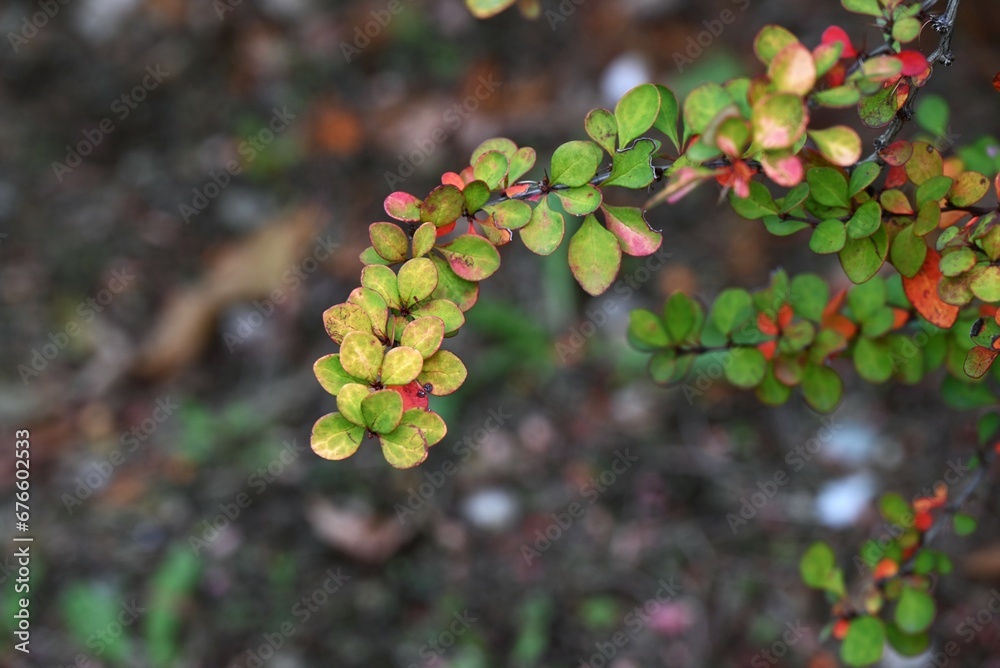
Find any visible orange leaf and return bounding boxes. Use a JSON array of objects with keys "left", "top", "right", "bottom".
[
  {"left": 832, "top": 619, "right": 851, "bottom": 640},
  {"left": 758, "top": 340, "right": 778, "bottom": 361},
  {"left": 884, "top": 165, "right": 908, "bottom": 189},
  {"left": 891, "top": 308, "right": 910, "bottom": 330},
  {"left": 914, "top": 511, "right": 934, "bottom": 531},
  {"left": 758, "top": 312, "right": 779, "bottom": 336},
  {"left": 873, "top": 558, "right": 899, "bottom": 581},
  {"left": 901, "top": 247, "right": 959, "bottom": 328},
  {"left": 777, "top": 303, "right": 794, "bottom": 329}
]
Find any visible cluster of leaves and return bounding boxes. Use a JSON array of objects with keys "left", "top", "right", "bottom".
[{"left": 798, "top": 414, "right": 997, "bottom": 666}]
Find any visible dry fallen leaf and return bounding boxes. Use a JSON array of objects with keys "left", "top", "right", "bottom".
[
  {"left": 305, "top": 496, "right": 414, "bottom": 563},
  {"left": 134, "top": 206, "right": 323, "bottom": 378}
]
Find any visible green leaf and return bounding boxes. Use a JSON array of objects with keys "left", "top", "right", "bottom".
[
  {"left": 380, "top": 346, "right": 424, "bottom": 386},
  {"left": 568, "top": 214, "right": 622, "bottom": 296},
  {"left": 615, "top": 83, "right": 660, "bottom": 148},
  {"left": 653, "top": 84, "right": 680, "bottom": 151},
  {"left": 915, "top": 175, "right": 953, "bottom": 210},
  {"left": 437, "top": 234, "right": 501, "bottom": 281},
  {"left": 628, "top": 309, "right": 670, "bottom": 350},
  {"left": 403, "top": 408, "right": 447, "bottom": 447},
  {"left": 754, "top": 25, "right": 799, "bottom": 65},
  {"left": 662, "top": 292, "right": 702, "bottom": 343},
  {"left": 311, "top": 412, "right": 364, "bottom": 461},
  {"left": 412, "top": 222, "right": 437, "bottom": 257},
  {"left": 361, "top": 264, "right": 401, "bottom": 309},
  {"left": 601, "top": 205, "right": 662, "bottom": 256},
  {"left": 942, "top": 374, "right": 997, "bottom": 410},
  {"left": 463, "top": 180, "right": 491, "bottom": 213},
  {"left": 810, "top": 219, "right": 847, "bottom": 254},
  {"left": 807, "top": 167, "right": 850, "bottom": 208},
  {"left": 953, "top": 513, "right": 977, "bottom": 536},
  {"left": 711, "top": 288, "right": 753, "bottom": 335},
  {"left": 400, "top": 317, "right": 445, "bottom": 359},
  {"left": 508, "top": 146, "right": 536, "bottom": 182},
  {"left": 914, "top": 201, "right": 941, "bottom": 237},
  {"left": 971, "top": 265, "right": 1000, "bottom": 302},
  {"left": 335, "top": 383, "right": 369, "bottom": 427},
  {"left": 800, "top": 541, "right": 836, "bottom": 588},
  {"left": 725, "top": 347, "right": 767, "bottom": 388},
  {"left": 809, "top": 126, "right": 862, "bottom": 167},
  {"left": 360, "top": 246, "right": 393, "bottom": 266},
  {"left": 396, "top": 257, "right": 439, "bottom": 306},
  {"left": 790, "top": 274, "right": 830, "bottom": 321},
  {"left": 756, "top": 363, "right": 793, "bottom": 405},
  {"left": 859, "top": 84, "right": 906, "bottom": 129},
  {"left": 895, "top": 587, "right": 935, "bottom": 635},
  {"left": 314, "top": 354, "right": 356, "bottom": 395},
  {"left": 893, "top": 16, "right": 921, "bottom": 42},
  {"left": 885, "top": 624, "right": 930, "bottom": 658},
  {"left": 339, "top": 331, "right": 385, "bottom": 384},
  {"left": 801, "top": 364, "right": 843, "bottom": 411},
  {"left": 814, "top": 85, "right": 862, "bottom": 108},
  {"left": 848, "top": 276, "right": 886, "bottom": 322},
  {"left": 604, "top": 138, "right": 657, "bottom": 188},
  {"left": 473, "top": 150, "right": 509, "bottom": 190},
  {"left": 841, "top": 0, "right": 883, "bottom": 15},
  {"left": 484, "top": 199, "right": 533, "bottom": 230},
  {"left": 410, "top": 299, "right": 465, "bottom": 336},
  {"left": 420, "top": 184, "right": 465, "bottom": 228},
  {"left": 849, "top": 162, "right": 881, "bottom": 197},
  {"left": 915, "top": 94, "right": 949, "bottom": 139},
  {"left": 550, "top": 140, "right": 603, "bottom": 187},
  {"left": 472, "top": 137, "right": 517, "bottom": 164},
  {"left": 729, "top": 180, "right": 778, "bottom": 219},
  {"left": 429, "top": 254, "right": 478, "bottom": 312},
  {"left": 550, "top": 185, "right": 602, "bottom": 215},
  {"left": 839, "top": 224, "right": 888, "bottom": 283},
  {"left": 950, "top": 171, "right": 991, "bottom": 207},
  {"left": 769, "top": 42, "right": 817, "bottom": 96},
  {"left": 521, "top": 197, "right": 565, "bottom": 256},
  {"left": 464, "top": 0, "right": 517, "bottom": 18},
  {"left": 369, "top": 222, "right": 409, "bottom": 263},
  {"left": 323, "top": 302, "right": 373, "bottom": 345},
  {"left": 683, "top": 82, "right": 733, "bottom": 141},
  {"left": 841, "top": 616, "right": 886, "bottom": 667},
  {"left": 417, "top": 349, "right": 468, "bottom": 395},
  {"left": 891, "top": 225, "right": 927, "bottom": 278},
  {"left": 585, "top": 108, "right": 618, "bottom": 156},
  {"left": 879, "top": 493, "right": 910, "bottom": 524},
  {"left": 361, "top": 389, "right": 404, "bottom": 434},
  {"left": 648, "top": 350, "right": 694, "bottom": 384},
  {"left": 940, "top": 248, "right": 976, "bottom": 277},
  {"left": 752, "top": 93, "right": 807, "bottom": 150},
  {"left": 378, "top": 423, "right": 428, "bottom": 468},
  {"left": 854, "top": 337, "right": 895, "bottom": 383}
]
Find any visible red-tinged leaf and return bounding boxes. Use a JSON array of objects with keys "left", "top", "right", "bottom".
[
  {"left": 897, "top": 50, "right": 930, "bottom": 77},
  {"left": 880, "top": 189, "right": 914, "bottom": 214},
  {"left": 885, "top": 165, "right": 908, "bottom": 189},
  {"left": 386, "top": 379, "right": 431, "bottom": 412},
  {"left": 436, "top": 220, "right": 457, "bottom": 238},
  {"left": 504, "top": 182, "right": 532, "bottom": 198},
  {"left": 859, "top": 79, "right": 910, "bottom": 128},
  {"left": 880, "top": 140, "right": 913, "bottom": 166},
  {"left": 761, "top": 152, "right": 804, "bottom": 187},
  {"left": 758, "top": 312, "right": 780, "bottom": 336},
  {"left": 995, "top": 173, "right": 1000, "bottom": 201},
  {"left": 441, "top": 172, "right": 465, "bottom": 189},
  {"left": 950, "top": 171, "right": 991, "bottom": 207},
  {"left": 436, "top": 234, "right": 501, "bottom": 281},
  {"left": 768, "top": 42, "right": 817, "bottom": 96},
  {"left": 568, "top": 214, "right": 622, "bottom": 296},
  {"left": 420, "top": 184, "right": 465, "bottom": 228},
  {"left": 822, "top": 25, "right": 857, "bottom": 58},
  {"left": 384, "top": 191, "right": 422, "bottom": 222},
  {"left": 892, "top": 308, "right": 910, "bottom": 330},
  {"left": 902, "top": 247, "right": 960, "bottom": 328},
  {"left": 809, "top": 126, "right": 862, "bottom": 167},
  {"left": 758, "top": 340, "right": 778, "bottom": 360},
  {"left": 965, "top": 347, "right": 999, "bottom": 379},
  {"left": 601, "top": 205, "right": 662, "bottom": 256},
  {"left": 752, "top": 93, "right": 808, "bottom": 150}
]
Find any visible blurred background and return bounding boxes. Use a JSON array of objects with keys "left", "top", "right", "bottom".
[{"left": 3, "top": 0, "right": 1000, "bottom": 666}]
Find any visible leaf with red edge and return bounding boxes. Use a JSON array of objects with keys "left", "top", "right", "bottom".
[
  {"left": 902, "top": 247, "right": 960, "bottom": 328},
  {"left": 897, "top": 51, "right": 930, "bottom": 77},
  {"left": 754, "top": 24, "right": 799, "bottom": 66},
  {"left": 965, "top": 347, "right": 999, "bottom": 379},
  {"left": 859, "top": 80, "right": 910, "bottom": 128},
  {"left": 761, "top": 151, "right": 804, "bottom": 187},
  {"left": 822, "top": 25, "right": 857, "bottom": 58},
  {"left": 385, "top": 191, "right": 422, "bottom": 222},
  {"left": 769, "top": 42, "right": 817, "bottom": 96},
  {"left": 809, "top": 126, "right": 862, "bottom": 167},
  {"left": 436, "top": 234, "right": 501, "bottom": 281},
  {"left": 885, "top": 165, "right": 908, "bottom": 189},
  {"left": 752, "top": 93, "right": 808, "bottom": 150},
  {"left": 950, "top": 171, "right": 991, "bottom": 207},
  {"left": 386, "top": 379, "right": 431, "bottom": 412},
  {"left": 601, "top": 205, "right": 663, "bottom": 256}
]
